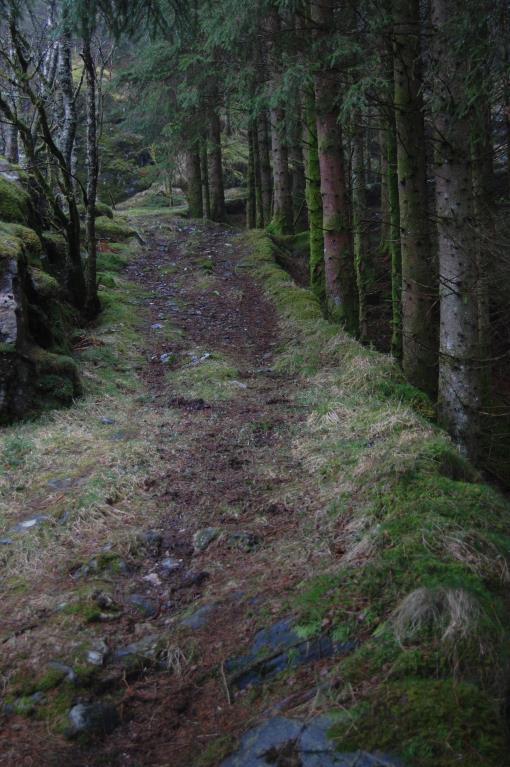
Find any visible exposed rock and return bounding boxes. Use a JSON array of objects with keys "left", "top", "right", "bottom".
[
  {"left": 180, "top": 569, "right": 210, "bottom": 588},
  {"left": 220, "top": 716, "right": 405, "bottom": 767},
  {"left": 127, "top": 593, "right": 159, "bottom": 619},
  {"left": 142, "top": 529, "right": 163, "bottom": 554},
  {"left": 143, "top": 572, "right": 163, "bottom": 587},
  {"left": 86, "top": 640, "right": 109, "bottom": 666},
  {"left": 193, "top": 527, "right": 220, "bottom": 553},
  {"left": 181, "top": 603, "right": 217, "bottom": 630},
  {"left": 160, "top": 556, "right": 183, "bottom": 575},
  {"left": 13, "top": 515, "right": 49, "bottom": 533},
  {"left": 111, "top": 634, "right": 165, "bottom": 672},
  {"left": 100, "top": 416, "right": 115, "bottom": 425},
  {"left": 47, "top": 661, "right": 77, "bottom": 684},
  {"left": 67, "top": 702, "right": 119, "bottom": 738},
  {"left": 225, "top": 618, "right": 356, "bottom": 691}
]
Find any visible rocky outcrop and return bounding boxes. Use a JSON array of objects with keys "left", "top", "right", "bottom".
[{"left": 0, "top": 168, "right": 81, "bottom": 422}]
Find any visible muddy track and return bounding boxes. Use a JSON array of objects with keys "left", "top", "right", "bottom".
[{"left": 56, "top": 219, "right": 325, "bottom": 767}]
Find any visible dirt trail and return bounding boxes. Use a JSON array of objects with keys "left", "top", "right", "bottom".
[
  {"left": 0, "top": 217, "right": 340, "bottom": 767},
  {"left": 93, "top": 218, "right": 320, "bottom": 766}
]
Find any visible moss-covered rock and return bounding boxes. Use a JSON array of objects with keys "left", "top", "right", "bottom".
[
  {"left": 95, "top": 216, "right": 137, "bottom": 241},
  {"left": 0, "top": 175, "right": 30, "bottom": 223}
]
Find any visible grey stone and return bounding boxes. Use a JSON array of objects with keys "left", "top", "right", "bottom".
[
  {"left": 67, "top": 702, "right": 119, "bottom": 737},
  {"left": 193, "top": 527, "right": 220, "bottom": 553},
  {"left": 127, "top": 594, "right": 159, "bottom": 619},
  {"left": 0, "top": 538, "right": 13, "bottom": 545},
  {"left": 47, "top": 661, "right": 77, "bottom": 684},
  {"left": 13, "top": 515, "right": 49, "bottom": 533},
  {"left": 181, "top": 603, "right": 217, "bottom": 630},
  {"left": 86, "top": 640, "right": 109, "bottom": 666},
  {"left": 220, "top": 716, "right": 405, "bottom": 767},
  {"left": 111, "top": 634, "right": 163, "bottom": 668},
  {"left": 142, "top": 529, "right": 163, "bottom": 553},
  {"left": 225, "top": 619, "right": 356, "bottom": 690},
  {"left": 160, "top": 556, "right": 182, "bottom": 575},
  {"left": 100, "top": 417, "right": 115, "bottom": 425}
]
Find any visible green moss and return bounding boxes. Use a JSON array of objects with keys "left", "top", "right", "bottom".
[
  {"left": 0, "top": 176, "right": 29, "bottom": 223},
  {"left": 63, "top": 600, "right": 102, "bottom": 623},
  {"left": 193, "top": 735, "right": 236, "bottom": 766},
  {"left": 95, "top": 216, "right": 136, "bottom": 241},
  {"left": 329, "top": 679, "right": 507, "bottom": 767}
]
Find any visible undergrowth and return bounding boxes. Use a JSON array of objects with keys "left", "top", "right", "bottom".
[{"left": 246, "top": 231, "right": 510, "bottom": 767}]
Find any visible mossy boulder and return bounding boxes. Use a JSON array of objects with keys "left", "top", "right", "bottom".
[
  {"left": 0, "top": 174, "right": 30, "bottom": 224},
  {"left": 77, "top": 202, "right": 114, "bottom": 220},
  {"left": 95, "top": 216, "right": 137, "bottom": 241}
]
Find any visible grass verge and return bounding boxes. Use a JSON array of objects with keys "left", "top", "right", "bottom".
[{"left": 246, "top": 231, "right": 510, "bottom": 767}]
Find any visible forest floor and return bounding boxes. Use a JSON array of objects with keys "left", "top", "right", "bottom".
[
  {"left": 2, "top": 212, "right": 509, "bottom": 767},
  {"left": 0, "top": 215, "right": 369, "bottom": 766}
]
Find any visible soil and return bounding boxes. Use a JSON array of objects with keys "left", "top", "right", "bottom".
[{"left": 0, "top": 218, "right": 335, "bottom": 767}]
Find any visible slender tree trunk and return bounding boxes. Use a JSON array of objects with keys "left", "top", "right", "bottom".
[
  {"left": 352, "top": 112, "right": 369, "bottom": 343},
  {"left": 246, "top": 125, "right": 256, "bottom": 229},
  {"left": 59, "top": 13, "right": 77, "bottom": 174},
  {"left": 258, "top": 112, "right": 273, "bottom": 223},
  {"left": 393, "top": 0, "right": 437, "bottom": 396},
  {"left": 311, "top": 0, "right": 358, "bottom": 332},
  {"left": 379, "top": 127, "right": 390, "bottom": 251},
  {"left": 267, "top": 7, "right": 294, "bottom": 234},
  {"left": 201, "top": 136, "right": 211, "bottom": 219},
  {"left": 186, "top": 147, "right": 203, "bottom": 218},
  {"left": 208, "top": 106, "right": 225, "bottom": 222},
  {"left": 387, "top": 111, "right": 402, "bottom": 361},
  {"left": 252, "top": 123, "right": 264, "bottom": 227},
  {"left": 83, "top": 35, "right": 100, "bottom": 317},
  {"left": 303, "top": 86, "right": 325, "bottom": 302},
  {"left": 289, "top": 98, "right": 308, "bottom": 230},
  {"left": 431, "top": 0, "right": 482, "bottom": 460}
]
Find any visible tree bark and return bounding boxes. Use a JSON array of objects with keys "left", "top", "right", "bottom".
[
  {"left": 83, "top": 35, "right": 100, "bottom": 318},
  {"left": 267, "top": 7, "right": 293, "bottom": 234},
  {"left": 352, "top": 112, "right": 369, "bottom": 343},
  {"left": 185, "top": 147, "right": 203, "bottom": 218},
  {"left": 252, "top": 122, "right": 264, "bottom": 228},
  {"left": 431, "top": 0, "right": 482, "bottom": 460},
  {"left": 59, "top": 11, "right": 77, "bottom": 175},
  {"left": 201, "top": 136, "right": 211, "bottom": 219},
  {"left": 246, "top": 125, "right": 256, "bottom": 229},
  {"left": 208, "top": 106, "right": 225, "bottom": 222},
  {"left": 302, "top": 86, "right": 324, "bottom": 302},
  {"left": 393, "top": 0, "right": 437, "bottom": 396},
  {"left": 311, "top": 0, "right": 358, "bottom": 332},
  {"left": 257, "top": 111, "right": 273, "bottom": 223}
]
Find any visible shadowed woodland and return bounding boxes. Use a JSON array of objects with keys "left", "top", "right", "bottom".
[{"left": 2, "top": 1, "right": 510, "bottom": 766}]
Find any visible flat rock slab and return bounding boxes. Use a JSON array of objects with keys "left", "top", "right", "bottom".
[
  {"left": 220, "top": 716, "right": 405, "bottom": 767},
  {"left": 181, "top": 603, "right": 217, "bottom": 630},
  {"left": 225, "top": 618, "right": 356, "bottom": 690}
]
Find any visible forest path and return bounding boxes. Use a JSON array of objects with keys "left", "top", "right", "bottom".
[{"left": 75, "top": 217, "right": 327, "bottom": 766}]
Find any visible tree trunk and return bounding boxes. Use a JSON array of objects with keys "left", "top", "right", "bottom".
[
  {"left": 186, "top": 147, "right": 203, "bottom": 218},
  {"left": 393, "top": 0, "right": 437, "bottom": 396},
  {"left": 208, "top": 107, "right": 225, "bottom": 222},
  {"left": 431, "top": 0, "right": 482, "bottom": 460},
  {"left": 252, "top": 122, "right": 264, "bottom": 228},
  {"left": 289, "top": 99, "right": 308, "bottom": 230},
  {"left": 59, "top": 13, "right": 77, "bottom": 175},
  {"left": 201, "top": 136, "right": 211, "bottom": 219},
  {"left": 257, "top": 112, "right": 273, "bottom": 223},
  {"left": 246, "top": 125, "right": 256, "bottom": 229},
  {"left": 83, "top": 35, "right": 100, "bottom": 318},
  {"left": 352, "top": 112, "right": 369, "bottom": 343},
  {"left": 311, "top": 0, "right": 358, "bottom": 332},
  {"left": 387, "top": 112, "right": 402, "bottom": 361},
  {"left": 267, "top": 7, "right": 294, "bottom": 234},
  {"left": 302, "top": 86, "right": 324, "bottom": 302}
]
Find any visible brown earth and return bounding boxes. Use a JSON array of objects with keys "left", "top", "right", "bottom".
[{"left": 0, "top": 219, "right": 339, "bottom": 766}]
